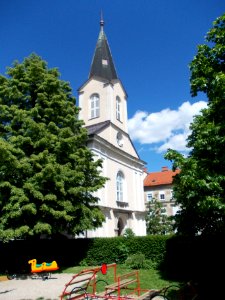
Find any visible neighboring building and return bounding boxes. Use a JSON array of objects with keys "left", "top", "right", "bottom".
[
  {"left": 144, "top": 166, "right": 180, "bottom": 217},
  {"left": 78, "top": 18, "right": 147, "bottom": 237}
]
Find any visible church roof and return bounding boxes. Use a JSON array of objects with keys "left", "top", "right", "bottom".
[
  {"left": 86, "top": 120, "right": 110, "bottom": 135},
  {"left": 89, "top": 17, "right": 118, "bottom": 81},
  {"left": 144, "top": 167, "right": 180, "bottom": 187}
]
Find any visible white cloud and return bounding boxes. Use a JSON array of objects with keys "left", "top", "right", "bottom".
[{"left": 128, "top": 100, "right": 208, "bottom": 153}]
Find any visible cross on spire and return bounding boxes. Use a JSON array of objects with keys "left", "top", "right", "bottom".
[{"left": 100, "top": 10, "right": 104, "bottom": 29}]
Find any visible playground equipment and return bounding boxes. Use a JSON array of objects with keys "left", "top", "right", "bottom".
[
  {"left": 60, "top": 263, "right": 160, "bottom": 300},
  {"left": 28, "top": 258, "right": 59, "bottom": 279}
]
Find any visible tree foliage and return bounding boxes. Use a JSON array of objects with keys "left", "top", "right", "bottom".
[
  {"left": 145, "top": 198, "right": 174, "bottom": 235},
  {"left": 165, "top": 13, "right": 225, "bottom": 236},
  {"left": 0, "top": 54, "right": 107, "bottom": 241}
]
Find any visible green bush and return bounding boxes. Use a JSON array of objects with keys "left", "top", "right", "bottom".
[
  {"left": 125, "top": 253, "right": 157, "bottom": 270},
  {"left": 123, "top": 228, "right": 135, "bottom": 238}
]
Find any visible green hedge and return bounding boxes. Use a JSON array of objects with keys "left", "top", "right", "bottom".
[
  {"left": 0, "top": 236, "right": 170, "bottom": 273},
  {"left": 1, "top": 233, "right": 223, "bottom": 288},
  {"left": 80, "top": 235, "right": 170, "bottom": 267}
]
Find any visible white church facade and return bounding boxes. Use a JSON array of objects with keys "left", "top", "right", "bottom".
[{"left": 78, "top": 18, "right": 147, "bottom": 237}]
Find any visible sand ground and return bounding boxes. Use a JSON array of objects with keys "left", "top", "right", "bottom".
[
  {"left": 0, "top": 273, "right": 163, "bottom": 300},
  {"left": 0, "top": 273, "right": 73, "bottom": 300}
]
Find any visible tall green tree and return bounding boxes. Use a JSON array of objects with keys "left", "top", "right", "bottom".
[
  {"left": 0, "top": 54, "right": 107, "bottom": 241},
  {"left": 146, "top": 198, "right": 174, "bottom": 235},
  {"left": 165, "top": 13, "right": 225, "bottom": 236}
]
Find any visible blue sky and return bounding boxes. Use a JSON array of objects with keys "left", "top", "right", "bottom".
[{"left": 1, "top": 1, "right": 224, "bottom": 172}]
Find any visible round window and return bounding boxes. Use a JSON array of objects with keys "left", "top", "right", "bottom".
[{"left": 116, "top": 132, "right": 123, "bottom": 147}]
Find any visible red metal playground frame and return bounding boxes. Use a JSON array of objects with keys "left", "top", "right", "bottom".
[{"left": 60, "top": 263, "right": 160, "bottom": 300}]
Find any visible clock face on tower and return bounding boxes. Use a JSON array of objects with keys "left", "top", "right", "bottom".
[{"left": 116, "top": 131, "right": 123, "bottom": 147}]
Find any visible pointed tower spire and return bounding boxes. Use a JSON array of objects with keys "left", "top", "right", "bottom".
[{"left": 89, "top": 14, "right": 118, "bottom": 81}]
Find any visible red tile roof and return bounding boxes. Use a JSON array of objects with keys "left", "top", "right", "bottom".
[{"left": 144, "top": 166, "right": 180, "bottom": 187}]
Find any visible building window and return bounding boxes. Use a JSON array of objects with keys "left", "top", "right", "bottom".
[
  {"left": 147, "top": 193, "right": 153, "bottom": 202},
  {"left": 159, "top": 192, "right": 165, "bottom": 200},
  {"left": 90, "top": 94, "right": 100, "bottom": 119},
  {"left": 116, "top": 96, "right": 121, "bottom": 121},
  {"left": 116, "top": 171, "right": 124, "bottom": 202}
]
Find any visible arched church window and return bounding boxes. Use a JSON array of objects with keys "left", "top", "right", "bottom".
[
  {"left": 116, "top": 171, "right": 124, "bottom": 202},
  {"left": 90, "top": 93, "right": 100, "bottom": 119},
  {"left": 116, "top": 96, "right": 121, "bottom": 121}
]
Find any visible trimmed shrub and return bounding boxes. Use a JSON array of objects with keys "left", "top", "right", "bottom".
[{"left": 125, "top": 252, "right": 157, "bottom": 270}]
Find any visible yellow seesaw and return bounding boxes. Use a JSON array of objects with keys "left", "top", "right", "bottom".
[{"left": 28, "top": 258, "right": 59, "bottom": 279}]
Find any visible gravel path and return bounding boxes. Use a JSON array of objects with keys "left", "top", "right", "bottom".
[{"left": 0, "top": 273, "right": 74, "bottom": 300}]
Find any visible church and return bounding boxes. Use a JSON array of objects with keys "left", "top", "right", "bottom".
[{"left": 78, "top": 17, "right": 147, "bottom": 237}]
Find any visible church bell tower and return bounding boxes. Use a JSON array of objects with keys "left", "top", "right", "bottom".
[{"left": 77, "top": 16, "right": 147, "bottom": 238}]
